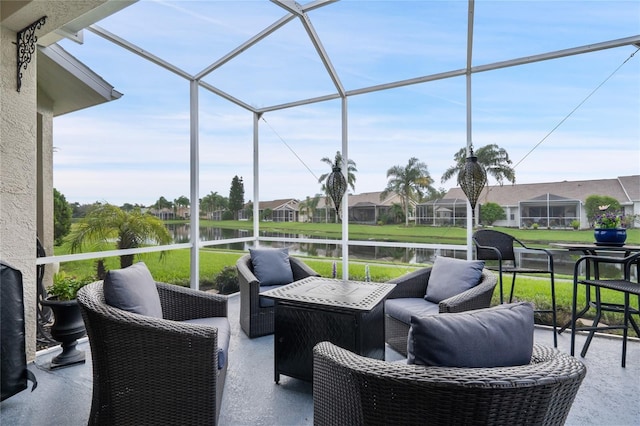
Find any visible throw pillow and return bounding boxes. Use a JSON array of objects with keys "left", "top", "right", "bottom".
[
  {"left": 424, "top": 256, "right": 484, "bottom": 303},
  {"left": 407, "top": 302, "right": 534, "bottom": 368},
  {"left": 249, "top": 248, "right": 294, "bottom": 286},
  {"left": 103, "top": 262, "right": 163, "bottom": 318}
]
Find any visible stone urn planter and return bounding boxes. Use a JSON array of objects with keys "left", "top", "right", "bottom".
[
  {"left": 40, "top": 297, "right": 86, "bottom": 369},
  {"left": 41, "top": 273, "right": 90, "bottom": 369}
]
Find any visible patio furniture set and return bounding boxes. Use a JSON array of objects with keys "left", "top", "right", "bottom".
[{"left": 68, "top": 235, "right": 638, "bottom": 425}]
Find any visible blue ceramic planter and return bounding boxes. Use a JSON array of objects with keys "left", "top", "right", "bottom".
[{"left": 593, "top": 228, "right": 627, "bottom": 246}]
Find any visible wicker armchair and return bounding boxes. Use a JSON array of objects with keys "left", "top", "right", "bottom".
[
  {"left": 385, "top": 267, "right": 497, "bottom": 356},
  {"left": 236, "top": 254, "right": 319, "bottom": 338},
  {"left": 313, "top": 341, "right": 586, "bottom": 426},
  {"left": 77, "top": 281, "right": 229, "bottom": 425}
]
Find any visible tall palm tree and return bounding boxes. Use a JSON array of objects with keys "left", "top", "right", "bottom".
[
  {"left": 317, "top": 151, "right": 357, "bottom": 222},
  {"left": 298, "top": 195, "right": 321, "bottom": 223},
  {"left": 440, "top": 144, "right": 516, "bottom": 186},
  {"left": 66, "top": 204, "right": 173, "bottom": 270},
  {"left": 381, "top": 157, "right": 434, "bottom": 227}
]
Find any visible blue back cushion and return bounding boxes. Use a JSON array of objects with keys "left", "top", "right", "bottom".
[
  {"left": 249, "top": 248, "right": 293, "bottom": 286},
  {"left": 424, "top": 256, "right": 484, "bottom": 303},
  {"left": 104, "top": 262, "right": 163, "bottom": 318},
  {"left": 407, "top": 302, "right": 534, "bottom": 368}
]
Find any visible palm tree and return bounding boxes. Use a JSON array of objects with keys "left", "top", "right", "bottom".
[
  {"left": 440, "top": 144, "right": 516, "bottom": 186},
  {"left": 174, "top": 195, "right": 190, "bottom": 219},
  {"left": 298, "top": 195, "right": 321, "bottom": 223},
  {"left": 317, "top": 151, "right": 357, "bottom": 222},
  {"left": 381, "top": 157, "right": 434, "bottom": 227},
  {"left": 66, "top": 204, "right": 173, "bottom": 271}
]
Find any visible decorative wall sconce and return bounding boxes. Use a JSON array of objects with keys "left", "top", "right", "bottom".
[{"left": 16, "top": 16, "right": 47, "bottom": 92}]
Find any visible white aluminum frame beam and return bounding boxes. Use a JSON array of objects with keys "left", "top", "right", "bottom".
[
  {"left": 465, "top": 0, "right": 475, "bottom": 258},
  {"left": 88, "top": 25, "right": 193, "bottom": 81},
  {"left": 272, "top": 0, "right": 345, "bottom": 97}
]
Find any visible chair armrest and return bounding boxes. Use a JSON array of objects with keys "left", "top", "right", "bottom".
[
  {"left": 313, "top": 341, "right": 585, "bottom": 426},
  {"left": 473, "top": 238, "right": 504, "bottom": 261},
  {"left": 290, "top": 257, "right": 321, "bottom": 280},
  {"left": 237, "top": 255, "right": 259, "bottom": 284},
  {"left": 513, "top": 239, "right": 555, "bottom": 272},
  {"left": 385, "top": 268, "right": 431, "bottom": 299},
  {"left": 156, "top": 282, "right": 228, "bottom": 321},
  {"left": 84, "top": 303, "right": 220, "bottom": 394},
  {"left": 513, "top": 238, "right": 555, "bottom": 260},
  {"left": 237, "top": 256, "right": 261, "bottom": 298},
  {"left": 438, "top": 269, "right": 497, "bottom": 313}
]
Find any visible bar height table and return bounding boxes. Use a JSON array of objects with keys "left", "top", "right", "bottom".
[
  {"left": 261, "top": 276, "right": 396, "bottom": 383},
  {"left": 551, "top": 243, "right": 640, "bottom": 366}
]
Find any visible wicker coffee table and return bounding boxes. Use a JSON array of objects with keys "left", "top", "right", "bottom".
[{"left": 260, "top": 276, "right": 396, "bottom": 383}]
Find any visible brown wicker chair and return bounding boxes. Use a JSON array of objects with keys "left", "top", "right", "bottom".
[
  {"left": 384, "top": 267, "right": 497, "bottom": 356},
  {"left": 236, "top": 254, "right": 320, "bottom": 338},
  {"left": 77, "top": 281, "right": 229, "bottom": 425},
  {"left": 313, "top": 341, "right": 586, "bottom": 426}
]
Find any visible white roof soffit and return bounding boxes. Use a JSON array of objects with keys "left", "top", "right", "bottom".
[
  {"left": 38, "top": 0, "right": 138, "bottom": 46},
  {"left": 38, "top": 44, "right": 123, "bottom": 116}
]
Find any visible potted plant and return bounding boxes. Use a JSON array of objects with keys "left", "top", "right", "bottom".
[
  {"left": 41, "top": 272, "right": 92, "bottom": 369},
  {"left": 593, "top": 205, "right": 626, "bottom": 246}
]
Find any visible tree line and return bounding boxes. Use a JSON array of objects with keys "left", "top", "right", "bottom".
[{"left": 54, "top": 144, "right": 516, "bottom": 243}]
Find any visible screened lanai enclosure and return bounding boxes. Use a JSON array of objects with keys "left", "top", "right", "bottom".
[{"left": 47, "top": 0, "right": 640, "bottom": 286}]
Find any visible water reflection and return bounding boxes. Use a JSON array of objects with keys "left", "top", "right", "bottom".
[{"left": 165, "top": 224, "right": 633, "bottom": 279}]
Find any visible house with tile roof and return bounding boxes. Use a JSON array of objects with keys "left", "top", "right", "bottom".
[
  {"left": 314, "top": 191, "right": 408, "bottom": 224},
  {"left": 240, "top": 199, "right": 300, "bottom": 222},
  {"left": 418, "top": 175, "right": 640, "bottom": 229}
]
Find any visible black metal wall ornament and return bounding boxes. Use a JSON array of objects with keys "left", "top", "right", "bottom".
[
  {"left": 457, "top": 147, "right": 487, "bottom": 218},
  {"left": 327, "top": 165, "right": 347, "bottom": 218},
  {"left": 16, "top": 16, "right": 47, "bottom": 92}
]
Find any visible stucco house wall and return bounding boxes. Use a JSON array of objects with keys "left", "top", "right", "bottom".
[
  {"left": 1, "top": 22, "right": 39, "bottom": 360},
  {"left": 1, "top": 0, "right": 123, "bottom": 362}
]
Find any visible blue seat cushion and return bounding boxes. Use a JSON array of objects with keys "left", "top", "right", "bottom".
[
  {"left": 249, "top": 248, "right": 293, "bottom": 286},
  {"left": 103, "top": 262, "right": 163, "bottom": 318},
  {"left": 385, "top": 298, "right": 440, "bottom": 325},
  {"left": 259, "top": 284, "right": 284, "bottom": 307},
  {"left": 407, "top": 302, "right": 534, "bottom": 368},
  {"left": 182, "top": 317, "right": 230, "bottom": 370}
]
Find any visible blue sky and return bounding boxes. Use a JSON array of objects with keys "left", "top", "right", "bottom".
[{"left": 53, "top": 0, "right": 640, "bottom": 206}]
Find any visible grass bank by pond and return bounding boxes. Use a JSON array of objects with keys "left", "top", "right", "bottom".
[{"left": 193, "top": 220, "right": 638, "bottom": 246}]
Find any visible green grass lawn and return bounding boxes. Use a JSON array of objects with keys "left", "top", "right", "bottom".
[{"left": 55, "top": 222, "right": 639, "bottom": 337}]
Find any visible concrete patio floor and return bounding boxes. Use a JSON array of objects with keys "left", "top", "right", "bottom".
[{"left": 2, "top": 293, "right": 638, "bottom": 425}]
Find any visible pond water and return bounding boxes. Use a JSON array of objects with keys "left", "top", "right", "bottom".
[{"left": 166, "top": 224, "right": 633, "bottom": 279}]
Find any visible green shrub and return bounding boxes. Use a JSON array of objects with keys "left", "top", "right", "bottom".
[
  {"left": 47, "top": 272, "right": 93, "bottom": 300},
  {"left": 214, "top": 266, "right": 239, "bottom": 294},
  {"left": 479, "top": 202, "right": 506, "bottom": 225},
  {"left": 571, "top": 220, "right": 580, "bottom": 230}
]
